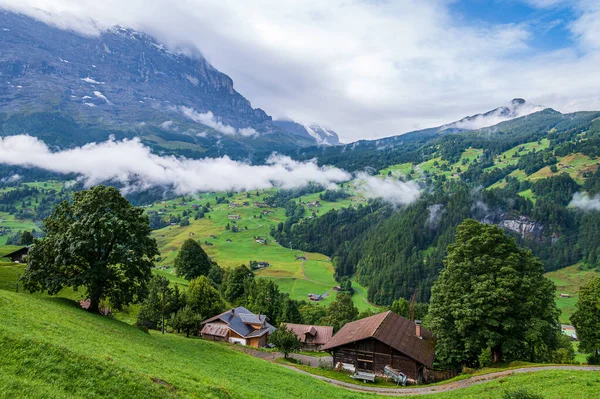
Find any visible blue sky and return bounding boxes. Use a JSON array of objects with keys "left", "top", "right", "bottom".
[
  {"left": 2, "top": 0, "right": 600, "bottom": 141},
  {"left": 451, "top": 1, "right": 577, "bottom": 52}
]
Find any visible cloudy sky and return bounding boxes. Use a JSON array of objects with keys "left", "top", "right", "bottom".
[{"left": 1, "top": 0, "right": 600, "bottom": 141}]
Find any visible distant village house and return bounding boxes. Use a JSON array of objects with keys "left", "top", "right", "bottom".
[
  {"left": 201, "top": 307, "right": 275, "bottom": 348},
  {"left": 284, "top": 323, "right": 333, "bottom": 351},
  {"left": 228, "top": 215, "right": 241, "bottom": 220}
]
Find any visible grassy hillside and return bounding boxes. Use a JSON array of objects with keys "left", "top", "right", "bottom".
[
  {"left": 545, "top": 263, "right": 600, "bottom": 324},
  {"left": 149, "top": 193, "right": 375, "bottom": 311},
  {"left": 1, "top": 290, "right": 600, "bottom": 399},
  {"left": 0, "top": 182, "right": 376, "bottom": 312}
]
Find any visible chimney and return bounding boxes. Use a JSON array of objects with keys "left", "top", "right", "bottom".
[
  {"left": 231, "top": 308, "right": 235, "bottom": 318},
  {"left": 415, "top": 320, "right": 422, "bottom": 339}
]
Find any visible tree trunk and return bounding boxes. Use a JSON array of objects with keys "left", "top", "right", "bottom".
[
  {"left": 491, "top": 345, "right": 503, "bottom": 364},
  {"left": 88, "top": 295, "right": 100, "bottom": 313}
]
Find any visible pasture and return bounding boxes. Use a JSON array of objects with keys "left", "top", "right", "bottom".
[
  {"left": 1, "top": 289, "right": 599, "bottom": 399},
  {"left": 545, "top": 263, "right": 600, "bottom": 324}
]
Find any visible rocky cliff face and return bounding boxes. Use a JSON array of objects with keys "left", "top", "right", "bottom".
[
  {"left": 482, "top": 211, "right": 545, "bottom": 241},
  {"left": 0, "top": 11, "right": 332, "bottom": 152},
  {"left": 0, "top": 12, "right": 271, "bottom": 130}
]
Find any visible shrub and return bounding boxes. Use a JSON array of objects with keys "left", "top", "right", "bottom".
[
  {"left": 478, "top": 347, "right": 492, "bottom": 368},
  {"left": 587, "top": 352, "right": 600, "bottom": 365}
]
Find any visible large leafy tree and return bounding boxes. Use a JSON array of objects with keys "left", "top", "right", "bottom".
[
  {"left": 428, "top": 219, "right": 559, "bottom": 367},
  {"left": 185, "top": 276, "right": 225, "bottom": 320},
  {"left": 23, "top": 185, "right": 158, "bottom": 313},
  {"left": 571, "top": 276, "right": 600, "bottom": 363},
  {"left": 174, "top": 238, "right": 212, "bottom": 280}
]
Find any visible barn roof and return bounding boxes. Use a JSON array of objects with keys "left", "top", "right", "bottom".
[
  {"left": 321, "top": 311, "right": 435, "bottom": 368},
  {"left": 284, "top": 323, "right": 333, "bottom": 346}
]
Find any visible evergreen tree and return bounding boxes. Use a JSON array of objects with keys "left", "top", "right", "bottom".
[
  {"left": 428, "top": 219, "right": 559, "bottom": 367},
  {"left": 223, "top": 265, "right": 254, "bottom": 304},
  {"left": 136, "top": 275, "right": 170, "bottom": 330},
  {"left": 323, "top": 293, "right": 359, "bottom": 331},
  {"left": 571, "top": 277, "right": 600, "bottom": 364},
  {"left": 174, "top": 239, "right": 211, "bottom": 280}
]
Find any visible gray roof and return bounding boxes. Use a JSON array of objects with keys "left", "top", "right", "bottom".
[
  {"left": 239, "top": 313, "right": 264, "bottom": 325},
  {"left": 201, "top": 306, "right": 275, "bottom": 339}
]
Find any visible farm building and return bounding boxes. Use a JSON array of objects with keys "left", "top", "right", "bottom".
[
  {"left": 284, "top": 323, "right": 333, "bottom": 351},
  {"left": 255, "top": 237, "right": 266, "bottom": 244},
  {"left": 230, "top": 203, "right": 240, "bottom": 208},
  {"left": 201, "top": 307, "right": 275, "bottom": 348},
  {"left": 322, "top": 311, "right": 435, "bottom": 383},
  {"left": 228, "top": 215, "right": 241, "bottom": 220},
  {"left": 2, "top": 246, "right": 29, "bottom": 263},
  {"left": 308, "top": 293, "right": 322, "bottom": 301}
]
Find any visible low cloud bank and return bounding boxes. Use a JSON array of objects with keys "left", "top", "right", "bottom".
[
  {"left": 569, "top": 192, "right": 600, "bottom": 211},
  {"left": 0, "top": 135, "right": 349, "bottom": 193},
  {"left": 178, "top": 106, "right": 259, "bottom": 137},
  {"left": 355, "top": 173, "right": 421, "bottom": 206}
]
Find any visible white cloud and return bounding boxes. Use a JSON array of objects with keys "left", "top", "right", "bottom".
[
  {"left": 355, "top": 173, "right": 420, "bottom": 206},
  {"left": 569, "top": 192, "right": 600, "bottom": 211},
  {"left": 0, "top": 173, "right": 21, "bottom": 183},
  {"left": 178, "top": 106, "right": 259, "bottom": 137},
  {"left": 160, "top": 120, "right": 173, "bottom": 129},
  {"left": 0, "top": 135, "right": 351, "bottom": 193},
  {"left": 1, "top": 1, "right": 600, "bottom": 141}
]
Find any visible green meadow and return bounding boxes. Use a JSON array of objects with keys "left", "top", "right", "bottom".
[
  {"left": 1, "top": 289, "right": 599, "bottom": 399},
  {"left": 150, "top": 190, "right": 376, "bottom": 311},
  {"left": 545, "top": 263, "right": 600, "bottom": 324}
]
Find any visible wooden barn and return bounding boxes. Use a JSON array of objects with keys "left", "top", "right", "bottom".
[
  {"left": 321, "top": 311, "right": 435, "bottom": 383},
  {"left": 3, "top": 246, "right": 29, "bottom": 263},
  {"left": 284, "top": 323, "right": 333, "bottom": 351},
  {"left": 200, "top": 307, "right": 275, "bottom": 348}
]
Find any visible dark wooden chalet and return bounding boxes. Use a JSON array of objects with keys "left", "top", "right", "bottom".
[{"left": 321, "top": 311, "right": 434, "bottom": 383}]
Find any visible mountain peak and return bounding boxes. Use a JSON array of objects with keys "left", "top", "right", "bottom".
[
  {"left": 442, "top": 98, "right": 544, "bottom": 131},
  {"left": 273, "top": 120, "right": 340, "bottom": 146}
]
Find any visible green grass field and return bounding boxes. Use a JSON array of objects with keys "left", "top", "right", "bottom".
[
  {"left": 545, "top": 263, "right": 600, "bottom": 324},
  {"left": 2, "top": 290, "right": 600, "bottom": 399},
  {"left": 485, "top": 139, "right": 550, "bottom": 172},
  {"left": 150, "top": 192, "right": 376, "bottom": 312}
]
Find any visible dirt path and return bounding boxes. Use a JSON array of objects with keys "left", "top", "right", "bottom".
[
  {"left": 239, "top": 347, "right": 600, "bottom": 395},
  {"left": 278, "top": 365, "right": 600, "bottom": 396}
]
